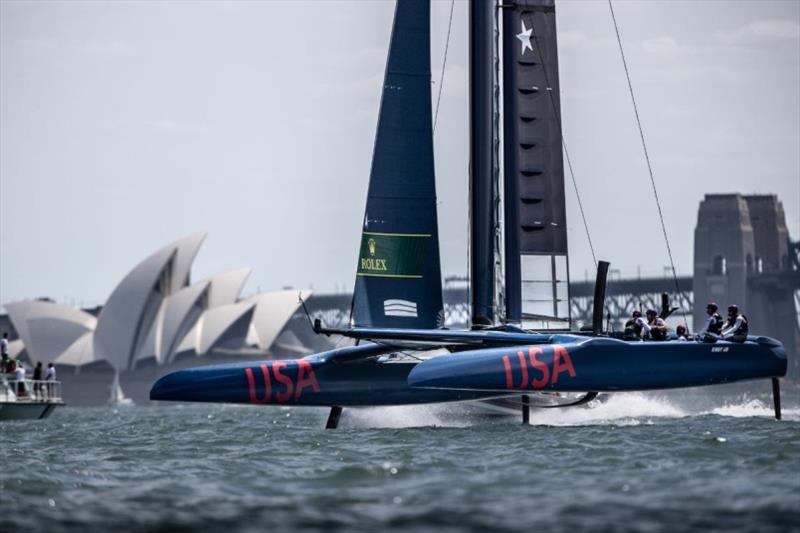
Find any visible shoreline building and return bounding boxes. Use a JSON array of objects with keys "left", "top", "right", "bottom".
[{"left": 3, "top": 234, "right": 338, "bottom": 405}]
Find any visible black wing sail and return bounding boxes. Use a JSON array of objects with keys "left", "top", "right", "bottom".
[
  {"left": 352, "top": 0, "right": 444, "bottom": 329},
  {"left": 502, "top": 0, "right": 570, "bottom": 329}
]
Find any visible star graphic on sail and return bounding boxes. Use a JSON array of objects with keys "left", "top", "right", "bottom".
[{"left": 517, "top": 20, "right": 533, "bottom": 55}]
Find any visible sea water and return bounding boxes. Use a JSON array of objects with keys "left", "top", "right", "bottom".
[{"left": 1, "top": 393, "right": 799, "bottom": 532}]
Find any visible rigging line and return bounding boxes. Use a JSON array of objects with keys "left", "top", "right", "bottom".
[
  {"left": 527, "top": 16, "right": 598, "bottom": 268},
  {"left": 433, "top": 0, "right": 456, "bottom": 133},
  {"left": 607, "top": 0, "right": 689, "bottom": 327}
]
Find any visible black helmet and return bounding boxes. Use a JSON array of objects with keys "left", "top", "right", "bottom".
[
  {"left": 706, "top": 302, "right": 718, "bottom": 312},
  {"left": 728, "top": 304, "right": 739, "bottom": 315},
  {"left": 632, "top": 310, "right": 641, "bottom": 318},
  {"left": 645, "top": 308, "right": 657, "bottom": 317}
]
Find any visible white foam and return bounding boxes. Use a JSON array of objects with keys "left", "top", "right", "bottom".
[
  {"left": 345, "top": 404, "right": 470, "bottom": 429},
  {"left": 338, "top": 392, "right": 799, "bottom": 429},
  {"left": 703, "top": 398, "right": 800, "bottom": 421},
  {"left": 528, "top": 392, "right": 688, "bottom": 427}
]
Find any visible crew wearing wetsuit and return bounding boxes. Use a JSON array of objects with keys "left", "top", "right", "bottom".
[
  {"left": 624, "top": 310, "right": 649, "bottom": 340},
  {"left": 697, "top": 302, "right": 724, "bottom": 338},
  {"left": 645, "top": 309, "right": 667, "bottom": 340},
  {"left": 721, "top": 304, "right": 748, "bottom": 343}
]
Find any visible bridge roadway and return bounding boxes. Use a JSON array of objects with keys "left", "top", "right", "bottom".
[{"left": 306, "top": 270, "right": 799, "bottom": 331}]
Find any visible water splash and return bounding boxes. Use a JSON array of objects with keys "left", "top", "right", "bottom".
[
  {"left": 528, "top": 392, "right": 687, "bottom": 427},
  {"left": 344, "top": 404, "right": 470, "bottom": 428},
  {"left": 704, "top": 398, "right": 800, "bottom": 421},
  {"left": 326, "top": 392, "right": 798, "bottom": 429}
]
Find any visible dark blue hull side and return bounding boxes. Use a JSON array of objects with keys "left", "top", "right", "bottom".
[
  {"left": 150, "top": 345, "right": 502, "bottom": 407},
  {"left": 409, "top": 336, "right": 787, "bottom": 392},
  {"left": 150, "top": 336, "right": 787, "bottom": 407}
]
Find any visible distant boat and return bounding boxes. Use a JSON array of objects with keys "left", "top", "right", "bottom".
[{"left": 1, "top": 374, "right": 64, "bottom": 420}]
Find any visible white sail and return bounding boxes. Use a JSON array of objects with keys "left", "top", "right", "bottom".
[{"left": 109, "top": 371, "right": 134, "bottom": 406}]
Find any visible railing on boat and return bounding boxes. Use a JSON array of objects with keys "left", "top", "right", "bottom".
[{"left": 0, "top": 378, "right": 63, "bottom": 403}]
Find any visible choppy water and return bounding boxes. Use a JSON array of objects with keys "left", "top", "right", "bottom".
[{"left": 2, "top": 393, "right": 799, "bottom": 532}]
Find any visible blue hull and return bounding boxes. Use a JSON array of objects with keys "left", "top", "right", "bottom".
[
  {"left": 150, "top": 344, "right": 502, "bottom": 407},
  {"left": 409, "top": 335, "right": 787, "bottom": 392},
  {"left": 150, "top": 336, "right": 787, "bottom": 407}
]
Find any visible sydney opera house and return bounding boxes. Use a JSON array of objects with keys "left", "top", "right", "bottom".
[{"left": 2, "top": 233, "right": 343, "bottom": 405}]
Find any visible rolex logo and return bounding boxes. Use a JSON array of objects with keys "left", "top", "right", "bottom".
[{"left": 368, "top": 238, "right": 376, "bottom": 256}]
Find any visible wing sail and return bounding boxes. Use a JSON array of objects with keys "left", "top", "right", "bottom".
[
  {"left": 502, "top": 0, "right": 570, "bottom": 329},
  {"left": 352, "top": 0, "right": 444, "bottom": 329}
]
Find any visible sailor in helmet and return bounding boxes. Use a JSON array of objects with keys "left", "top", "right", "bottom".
[
  {"left": 720, "top": 304, "right": 748, "bottom": 343},
  {"left": 645, "top": 309, "right": 667, "bottom": 341},
  {"left": 675, "top": 324, "right": 689, "bottom": 341},
  {"left": 697, "top": 302, "right": 724, "bottom": 339}
]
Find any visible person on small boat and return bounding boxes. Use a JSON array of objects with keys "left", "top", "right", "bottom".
[
  {"left": 33, "top": 362, "right": 43, "bottom": 399},
  {"left": 14, "top": 361, "right": 26, "bottom": 397},
  {"left": 45, "top": 363, "right": 56, "bottom": 398},
  {"left": 697, "top": 302, "right": 724, "bottom": 338},
  {"left": 676, "top": 324, "right": 689, "bottom": 341},
  {"left": 721, "top": 304, "right": 748, "bottom": 343},
  {"left": 624, "top": 310, "right": 648, "bottom": 339},
  {"left": 1, "top": 332, "right": 9, "bottom": 371},
  {"left": 645, "top": 309, "right": 667, "bottom": 340}
]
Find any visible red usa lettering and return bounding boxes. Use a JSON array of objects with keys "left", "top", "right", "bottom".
[
  {"left": 245, "top": 360, "right": 321, "bottom": 404},
  {"left": 502, "top": 345, "right": 576, "bottom": 390}
]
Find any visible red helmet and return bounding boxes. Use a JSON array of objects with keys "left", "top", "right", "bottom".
[
  {"left": 676, "top": 324, "right": 687, "bottom": 335},
  {"left": 728, "top": 304, "right": 739, "bottom": 315},
  {"left": 632, "top": 310, "right": 641, "bottom": 318},
  {"left": 645, "top": 308, "right": 657, "bottom": 317}
]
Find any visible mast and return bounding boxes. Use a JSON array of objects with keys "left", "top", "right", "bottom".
[
  {"left": 501, "top": 0, "right": 570, "bottom": 329},
  {"left": 469, "top": 0, "right": 497, "bottom": 327}
]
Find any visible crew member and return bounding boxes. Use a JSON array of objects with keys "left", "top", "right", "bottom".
[
  {"left": 645, "top": 309, "right": 668, "bottom": 340},
  {"left": 45, "top": 363, "right": 56, "bottom": 398},
  {"left": 1, "top": 332, "right": 9, "bottom": 372},
  {"left": 697, "top": 302, "right": 723, "bottom": 338},
  {"left": 676, "top": 324, "right": 689, "bottom": 341},
  {"left": 720, "top": 305, "right": 748, "bottom": 342},
  {"left": 33, "top": 361, "right": 43, "bottom": 399},
  {"left": 624, "top": 310, "right": 649, "bottom": 340},
  {"left": 14, "top": 360, "right": 26, "bottom": 396}
]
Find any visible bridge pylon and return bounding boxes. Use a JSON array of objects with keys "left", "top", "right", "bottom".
[{"left": 694, "top": 194, "right": 799, "bottom": 380}]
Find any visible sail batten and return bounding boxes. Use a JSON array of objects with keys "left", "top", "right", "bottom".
[{"left": 352, "top": 0, "right": 444, "bottom": 329}]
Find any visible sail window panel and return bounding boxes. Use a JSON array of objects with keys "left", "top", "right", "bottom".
[
  {"left": 520, "top": 254, "right": 569, "bottom": 327},
  {"left": 522, "top": 280, "right": 556, "bottom": 300},
  {"left": 521, "top": 255, "right": 551, "bottom": 279}
]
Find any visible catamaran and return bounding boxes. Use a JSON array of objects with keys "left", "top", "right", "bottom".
[{"left": 150, "top": 0, "right": 787, "bottom": 427}]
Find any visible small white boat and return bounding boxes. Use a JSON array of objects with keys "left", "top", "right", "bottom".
[{"left": 0, "top": 376, "right": 64, "bottom": 420}]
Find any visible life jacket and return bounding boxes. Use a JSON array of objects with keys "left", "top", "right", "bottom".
[
  {"left": 647, "top": 317, "right": 667, "bottom": 341},
  {"left": 708, "top": 313, "right": 723, "bottom": 334},
  {"left": 726, "top": 314, "right": 748, "bottom": 337},
  {"left": 625, "top": 317, "right": 643, "bottom": 338}
]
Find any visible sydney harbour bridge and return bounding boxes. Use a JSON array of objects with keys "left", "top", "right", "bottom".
[{"left": 305, "top": 195, "right": 800, "bottom": 378}]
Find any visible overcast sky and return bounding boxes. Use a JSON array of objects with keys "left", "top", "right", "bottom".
[{"left": 1, "top": 0, "right": 798, "bottom": 307}]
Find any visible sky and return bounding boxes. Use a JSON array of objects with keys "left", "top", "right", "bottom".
[{"left": 1, "top": 0, "right": 798, "bottom": 307}]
